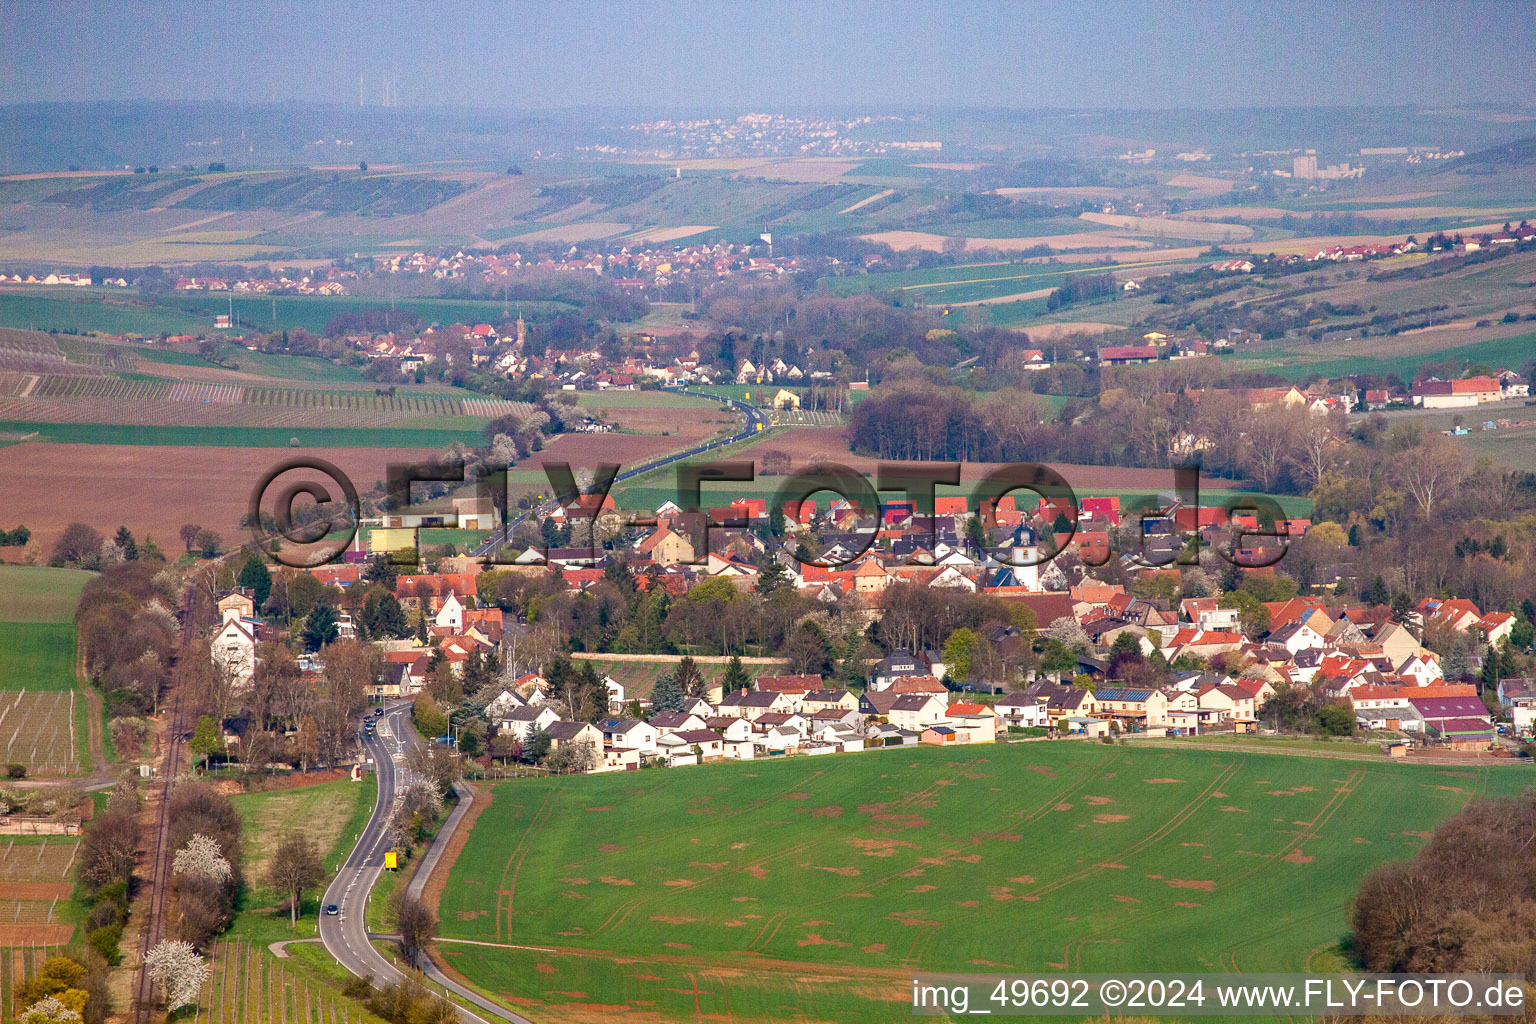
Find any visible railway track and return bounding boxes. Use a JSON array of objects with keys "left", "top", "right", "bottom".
[{"left": 131, "top": 691, "right": 188, "bottom": 1023}]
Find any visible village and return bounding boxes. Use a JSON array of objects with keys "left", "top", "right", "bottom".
[{"left": 204, "top": 474, "right": 1536, "bottom": 780}]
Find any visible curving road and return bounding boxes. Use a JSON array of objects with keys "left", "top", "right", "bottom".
[
  {"left": 318, "top": 704, "right": 532, "bottom": 1024},
  {"left": 321, "top": 390, "right": 764, "bottom": 1022},
  {"left": 472, "top": 387, "right": 764, "bottom": 561}
]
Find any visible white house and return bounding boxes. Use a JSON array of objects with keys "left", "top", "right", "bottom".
[
  {"left": 603, "top": 674, "right": 626, "bottom": 707},
  {"left": 484, "top": 689, "right": 527, "bottom": 719},
  {"left": 499, "top": 705, "right": 559, "bottom": 742},
  {"left": 647, "top": 711, "right": 707, "bottom": 736},
  {"left": 993, "top": 692, "right": 1049, "bottom": 729},
  {"left": 659, "top": 729, "right": 726, "bottom": 762},
  {"left": 598, "top": 717, "right": 659, "bottom": 753},
  {"left": 887, "top": 694, "right": 948, "bottom": 731},
  {"left": 211, "top": 608, "right": 256, "bottom": 689},
  {"left": 435, "top": 592, "right": 464, "bottom": 631},
  {"left": 944, "top": 703, "right": 999, "bottom": 743}
]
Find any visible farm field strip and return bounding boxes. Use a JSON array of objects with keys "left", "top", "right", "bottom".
[
  {"left": 0, "top": 841, "right": 77, "bottom": 884},
  {"left": 0, "top": 692, "right": 76, "bottom": 773},
  {"left": 434, "top": 742, "right": 1530, "bottom": 1023},
  {"left": 0, "top": 405, "right": 491, "bottom": 436},
  {"left": 194, "top": 939, "right": 376, "bottom": 1024},
  {"left": 168, "top": 381, "right": 245, "bottom": 403},
  {"left": 29, "top": 373, "right": 171, "bottom": 401},
  {"left": 242, "top": 387, "right": 470, "bottom": 416},
  {"left": 461, "top": 398, "right": 533, "bottom": 419}
]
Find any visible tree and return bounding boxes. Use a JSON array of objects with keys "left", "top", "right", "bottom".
[
  {"left": 1316, "top": 702, "right": 1356, "bottom": 736},
  {"left": 363, "top": 554, "right": 398, "bottom": 588},
  {"left": 389, "top": 779, "right": 443, "bottom": 846},
  {"left": 1392, "top": 436, "right": 1467, "bottom": 519},
  {"left": 51, "top": 523, "right": 103, "bottom": 568},
  {"left": 1108, "top": 631, "right": 1146, "bottom": 678},
  {"left": 188, "top": 716, "right": 225, "bottom": 768},
  {"left": 360, "top": 590, "right": 409, "bottom": 639},
  {"left": 1218, "top": 590, "right": 1270, "bottom": 638},
  {"left": 287, "top": 573, "right": 324, "bottom": 618},
  {"left": 172, "top": 834, "right": 232, "bottom": 883},
  {"left": 674, "top": 656, "right": 705, "bottom": 698},
  {"left": 14, "top": 957, "right": 88, "bottom": 1014},
  {"left": 265, "top": 832, "right": 324, "bottom": 927},
  {"left": 942, "top": 628, "right": 982, "bottom": 686},
  {"left": 236, "top": 556, "right": 271, "bottom": 608},
  {"left": 394, "top": 893, "right": 436, "bottom": 968},
  {"left": 755, "top": 560, "right": 788, "bottom": 595},
  {"left": 294, "top": 716, "right": 320, "bottom": 773},
  {"left": 522, "top": 727, "right": 552, "bottom": 764},
  {"left": 720, "top": 656, "right": 751, "bottom": 694},
  {"left": 193, "top": 528, "right": 222, "bottom": 558},
  {"left": 302, "top": 603, "right": 339, "bottom": 651},
  {"left": 144, "top": 940, "right": 207, "bottom": 1010},
  {"left": 16, "top": 996, "right": 81, "bottom": 1024},
  {"left": 113, "top": 527, "right": 138, "bottom": 562},
  {"left": 1039, "top": 638, "right": 1078, "bottom": 677},
  {"left": 1043, "top": 616, "right": 1090, "bottom": 653},
  {"left": 412, "top": 694, "right": 448, "bottom": 740},
  {"left": 141, "top": 534, "right": 164, "bottom": 562},
  {"left": 649, "top": 674, "right": 685, "bottom": 714},
  {"left": 1351, "top": 788, "right": 1536, "bottom": 975},
  {"left": 547, "top": 737, "right": 597, "bottom": 773},
  {"left": 179, "top": 524, "right": 202, "bottom": 553}
]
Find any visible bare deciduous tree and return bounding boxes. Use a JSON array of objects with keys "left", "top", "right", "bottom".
[
  {"left": 394, "top": 893, "right": 437, "bottom": 969},
  {"left": 266, "top": 832, "right": 325, "bottom": 927},
  {"left": 1392, "top": 436, "right": 1467, "bottom": 518}
]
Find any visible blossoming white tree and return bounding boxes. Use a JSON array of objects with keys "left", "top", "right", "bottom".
[
  {"left": 172, "top": 833, "right": 232, "bottom": 883},
  {"left": 145, "top": 939, "right": 207, "bottom": 1010},
  {"left": 17, "top": 996, "right": 82, "bottom": 1024}
]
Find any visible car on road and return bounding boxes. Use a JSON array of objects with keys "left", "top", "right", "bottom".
[{"left": 324, "top": 903, "right": 340, "bottom": 916}]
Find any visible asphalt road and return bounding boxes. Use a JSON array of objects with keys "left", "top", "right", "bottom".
[
  {"left": 318, "top": 705, "right": 532, "bottom": 1024},
  {"left": 319, "top": 391, "right": 763, "bottom": 1021},
  {"left": 472, "top": 388, "right": 764, "bottom": 561}
]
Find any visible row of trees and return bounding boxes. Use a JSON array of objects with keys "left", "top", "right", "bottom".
[
  {"left": 50, "top": 523, "right": 169, "bottom": 570},
  {"left": 1353, "top": 789, "right": 1536, "bottom": 974}
]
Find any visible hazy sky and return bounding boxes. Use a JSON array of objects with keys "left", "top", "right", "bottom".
[{"left": 2, "top": 0, "right": 1533, "bottom": 110}]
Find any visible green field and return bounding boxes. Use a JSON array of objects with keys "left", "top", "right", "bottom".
[
  {"left": 1457, "top": 423, "right": 1536, "bottom": 473},
  {"left": 0, "top": 623, "right": 78, "bottom": 691},
  {"left": 0, "top": 421, "right": 485, "bottom": 448},
  {"left": 417, "top": 528, "right": 492, "bottom": 549},
  {"left": 436, "top": 746, "right": 1536, "bottom": 1024},
  {"left": 0, "top": 567, "right": 92, "bottom": 775},
  {"left": 0, "top": 565, "right": 92, "bottom": 622},
  {"left": 230, "top": 777, "right": 376, "bottom": 929},
  {"left": 0, "top": 293, "right": 208, "bottom": 336},
  {"left": 1229, "top": 331, "right": 1536, "bottom": 384},
  {"left": 435, "top": 742, "right": 1531, "bottom": 1023},
  {"left": 820, "top": 257, "right": 1196, "bottom": 307},
  {"left": 571, "top": 390, "right": 716, "bottom": 410},
  {"left": 0, "top": 565, "right": 91, "bottom": 693},
  {"left": 0, "top": 289, "right": 577, "bottom": 344}
]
